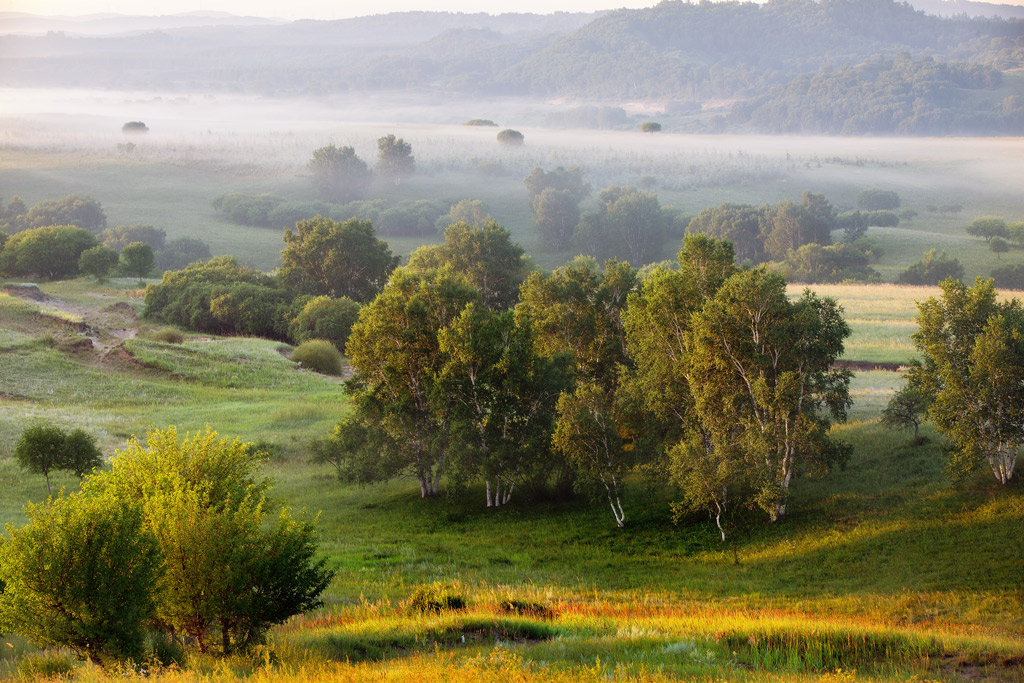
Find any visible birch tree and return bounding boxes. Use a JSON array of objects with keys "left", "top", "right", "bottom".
[{"left": 911, "top": 277, "right": 1024, "bottom": 484}]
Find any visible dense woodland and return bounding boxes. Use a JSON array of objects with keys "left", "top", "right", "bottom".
[{"left": 2, "top": 0, "right": 1023, "bottom": 135}]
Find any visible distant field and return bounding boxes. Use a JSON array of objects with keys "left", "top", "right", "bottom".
[{"left": 3, "top": 110, "right": 1024, "bottom": 274}]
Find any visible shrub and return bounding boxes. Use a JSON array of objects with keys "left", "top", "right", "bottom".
[
  {"left": 155, "top": 237, "right": 211, "bottom": 272},
  {"left": 290, "top": 339, "right": 343, "bottom": 376},
  {"left": 0, "top": 490, "right": 161, "bottom": 667},
  {"left": 15, "top": 653, "right": 76, "bottom": 678},
  {"left": 122, "top": 121, "right": 149, "bottom": 134},
  {"left": 87, "top": 427, "right": 334, "bottom": 655},
  {"left": 864, "top": 210, "right": 899, "bottom": 227},
  {"left": 147, "top": 327, "right": 185, "bottom": 344},
  {"left": 641, "top": 121, "right": 662, "bottom": 133},
  {"left": 405, "top": 583, "right": 467, "bottom": 613},
  {"left": 288, "top": 295, "right": 360, "bottom": 351},
  {"left": 79, "top": 245, "right": 120, "bottom": 281},
  {"left": 498, "top": 598, "right": 554, "bottom": 619},
  {"left": 497, "top": 129, "right": 524, "bottom": 146},
  {"left": 464, "top": 119, "right": 498, "bottom": 126},
  {"left": 991, "top": 263, "right": 1024, "bottom": 290}
]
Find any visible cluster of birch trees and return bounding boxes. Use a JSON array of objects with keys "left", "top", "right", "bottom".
[{"left": 319, "top": 221, "right": 853, "bottom": 536}]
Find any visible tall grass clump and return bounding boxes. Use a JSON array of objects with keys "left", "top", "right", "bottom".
[
  {"left": 146, "top": 327, "right": 185, "bottom": 344},
  {"left": 290, "top": 340, "right": 343, "bottom": 376},
  {"left": 406, "top": 583, "right": 468, "bottom": 614}
]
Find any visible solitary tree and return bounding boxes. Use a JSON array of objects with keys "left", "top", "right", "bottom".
[
  {"left": 78, "top": 245, "right": 120, "bottom": 281},
  {"left": 121, "top": 121, "right": 149, "bottom": 134},
  {"left": 881, "top": 383, "right": 929, "bottom": 445},
  {"left": 307, "top": 144, "right": 371, "bottom": 203},
  {"left": 856, "top": 188, "right": 901, "bottom": 211},
  {"left": 967, "top": 216, "right": 1008, "bottom": 242},
  {"left": 119, "top": 241, "right": 155, "bottom": 282},
  {"left": 13, "top": 424, "right": 66, "bottom": 494},
  {"left": 641, "top": 121, "right": 662, "bottom": 133},
  {"left": 376, "top": 134, "right": 415, "bottom": 184},
  {"left": 990, "top": 236, "right": 1010, "bottom": 259},
  {"left": 496, "top": 129, "right": 524, "bottom": 146}
]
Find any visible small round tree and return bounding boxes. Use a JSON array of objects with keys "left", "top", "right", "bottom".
[
  {"left": 121, "top": 121, "right": 149, "bottom": 134},
  {"left": 991, "top": 236, "right": 1010, "bottom": 259},
  {"left": 79, "top": 245, "right": 120, "bottom": 281},
  {"left": 14, "top": 424, "right": 66, "bottom": 495},
  {"left": 496, "top": 129, "right": 524, "bottom": 146},
  {"left": 641, "top": 121, "right": 662, "bottom": 133},
  {"left": 119, "top": 241, "right": 155, "bottom": 282},
  {"left": 62, "top": 428, "right": 104, "bottom": 478}
]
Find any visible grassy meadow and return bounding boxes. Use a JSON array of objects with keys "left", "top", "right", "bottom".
[{"left": 1, "top": 277, "right": 1022, "bottom": 682}]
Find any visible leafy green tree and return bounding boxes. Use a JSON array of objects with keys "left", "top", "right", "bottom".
[
  {"left": 910, "top": 278, "right": 1023, "bottom": 484},
  {"left": 208, "top": 282, "right": 292, "bottom": 339},
  {"left": 155, "top": 237, "right": 212, "bottom": 272},
  {"left": 87, "top": 427, "right": 333, "bottom": 654},
  {"left": 280, "top": 216, "right": 399, "bottom": 303},
  {"left": 121, "top": 121, "right": 149, "bottom": 134},
  {"left": 119, "top": 241, "right": 155, "bottom": 281},
  {"left": 288, "top": 295, "right": 361, "bottom": 351},
  {"left": 0, "top": 225, "right": 99, "bottom": 280},
  {"left": 62, "top": 428, "right": 104, "bottom": 478},
  {"left": 761, "top": 199, "right": 832, "bottom": 261},
  {"left": 406, "top": 221, "right": 529, "bottom": 310},
  {"left": 496, "top": 129, "right": 524, "bottom": 146},
  {"left": 376, "top": 134, "right": 415, "bottom": 184},
  {"left": 446, "top": 199, "right": 492, "bottom": 227},
  {"left": 592, "top": 186, "right": 668, "bottom": 265},
  {"left": 1006, "top": 221, "right": 1024, "bottom": 247},
  {"left": 307, "top": 144, "right": 371, "bottom": 203},
  {"left": 780, "top": 242, "right": 878, "bottom": 284},
  {"left": 344, "top": 267, "right": 480, "bottom": 498},
  {"left": 523, "top": 166, "right": 589, "bottom": 204},
  {"left": 25, "top": 194, "right": 106, "bottom": 231},
  {"left": 881, "top": 382, "right": 929, "bottom": 445},
  {"left": 78, "top": 245, "right": 120, "bottom": 281},
  {"left": 13, "top": 424, "right": 66, "bottom": 495},
  {"left": 991, "top": 263, "right": 1024, "bottom": 290},
  {"left": 641, "top": 121, "right": 662, "bottom": 132},
  {"left": 897, "top": 249, "right": 964, "bottom": 285},
  {"left": 532, "top": 188, "right": 580, "bottom": 250},
  {"left": 990, "top": 236, "right": 1009, "bottom": 258},
  {"left": 856, "top": 188, "right": 901, "bottom": 211},
  {"left": 687, "top": 203, "right": 766, "bottom": 264},
  {"left": 438, "top": 305, "right": 570, "bottom": 506},
  {"left": 0, "top": 491, "right": 161, "bottom": 666},
  {"left": 966, "top": 216, "right": 1008, "bottom": 242},
  {"left": 99, "top": 224, "right": 166, "bottom": 252}
]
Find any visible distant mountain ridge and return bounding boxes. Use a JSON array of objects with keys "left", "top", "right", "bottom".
[{"left": 1, "top": 1, "right": 1022, "bottom": 135}]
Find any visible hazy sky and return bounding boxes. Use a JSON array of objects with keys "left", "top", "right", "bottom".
[
  {"left": 1, "top": 0, "right": 666, "bottom": 20},
  {"left": 4, "top": 0, "right": 1024, "bottom": 20}
]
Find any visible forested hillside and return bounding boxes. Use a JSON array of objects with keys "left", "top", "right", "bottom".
[{"left": 2, "top": 0, "right": 1023, "bottom": 134}]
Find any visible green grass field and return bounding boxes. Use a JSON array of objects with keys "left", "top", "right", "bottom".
[{"left": 0, "top": 278, "right": 1022, "bottom": 682}]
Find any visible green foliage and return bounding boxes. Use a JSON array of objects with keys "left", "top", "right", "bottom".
[
  {"left": 62, "top": 428, "right": 104, "bottom": 478},
  {"left": 279, "top": 216, "right": 399, "bottom": 302},
  {"left": 911, "top": 278, "right": 1023, "bottom": 484},
  {"left": 344, "top": 267, "right": 481, "bottom": 497},
  {"left": 23, "top": 194, "right": 107, "bottom": 232},
  {"left": 146, "top": 327, "right": 185, "bottom": 344},
  {"left": 143, "top": 256, "right": 291, "bottom": 339},
  {"left": 0, "top": 224, "right": 99, "bottom": 280},
  {"left": 881, "top": 382, "right": 929, "bottom": 445},
  {"left": 119, "top": 241, "right": 155, "bottom": 280},
  {"left": 577, "top": 185, "right": 669, "bottom": 265},
  {"left": 1006, "top": 221, "right": 1024, "bottom": 247},
  {"left": 857, "top": 188, "right": 902, "bottom": 211},
  {"left": 990, "top": 262, "right": 1024, "bottom": 290},
  {"left": 441, "top": 198, "right": 492, "bottom": 229},
  {"left": 99, "top": 224, "right": 166, "bottom": 252},
  {"left": 291, "top": 339, "right": 344, "bottom": 376},
  {"left": 78, "top": 245, "right": 120, "bottom": 281},
  {"left": 0, "top": 490, "right": 161, "bottom": 666},
  {"left": 288, "top": 295, "right": 361, "bottom": 351},
  {"left": 405, "top": 583, "right": 467, "bottom": 614},
  {"left": 496, "top": 128, "right": 524, "bottom": 146},
  {"left": 523, "top": 166, "right": 589, "bottom": 204},
  {"left": 463, "top": 119, "right": 498, "bottom": 126},
  {"left": 641, "top": 121, "right": 662, "bottom": 133},
  {"left": 989, "top": 236, "right": 1009, "bottom": 257},
  {"left": 376, "top": 134, "right": 415, "bottom": 183},
  {"left": 897, "top": 249, "right": 965, "bottom": 285},
  {"left": 13, "top": 424, "right": 66, "bottom": 495},
  {"left": 864, "top": 210, "right": 900, "bottom": 227},
  {"left": 966, "top": 216, "right": 1008, "bottom": 242},
  {"left": 307, "top": 144, "right": 371, "bottom": 203},
  {"left": 155, "top": 237, "right": 212, "bottom": 272},
  {"left": 778, "top": 242, "right": 879, "bottom": 284},
  {"left": 687, "top": 202, "right": 766, "bottom": 263},
  {"left": 531, "top": 188, "right": 579, "bottom": 250},
  {"left": 121, "top": 121, "right": 149, "bottom": 134},
  {"left": 87, "top": 426, "right": 334, "bottom": 654},
  {"left": 406, "top": 221, "right": 529, "bottom": 310}
]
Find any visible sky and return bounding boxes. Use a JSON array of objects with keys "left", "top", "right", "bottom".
[{"left": 0, "top": 0, "right": 665, "bottom": 20}]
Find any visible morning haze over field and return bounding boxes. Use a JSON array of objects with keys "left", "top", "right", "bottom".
[{"left": 0, "top": 1, "right": 1022, "bottom": 681}]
